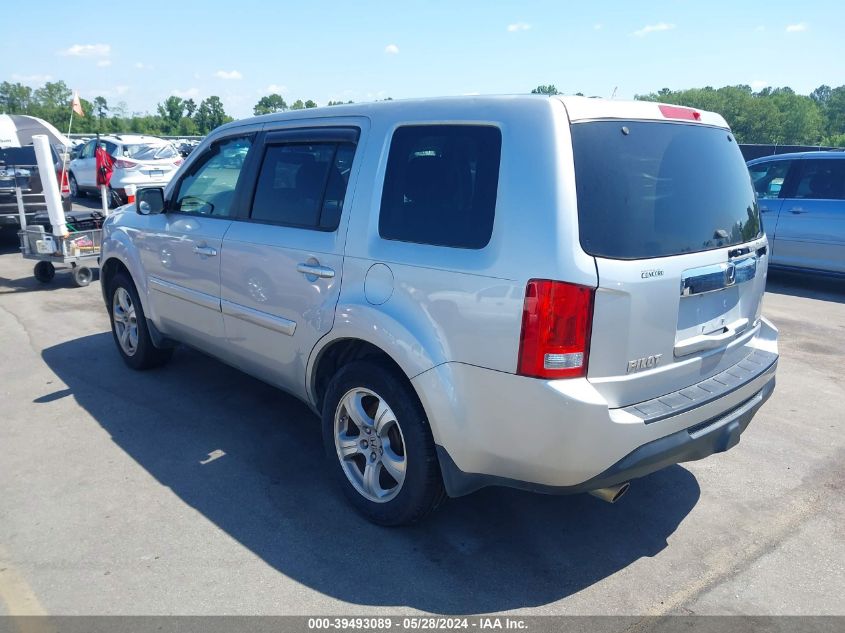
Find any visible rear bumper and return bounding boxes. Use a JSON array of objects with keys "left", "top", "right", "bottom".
[
  {"left": 437, "top": 372, "right": 775, "bottom": 496},
  {"left": 414, "top": 317, "right": 778, "bottom": 497}
]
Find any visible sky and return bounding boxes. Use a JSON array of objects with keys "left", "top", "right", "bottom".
[{"left": 2, "top": 0, "right": 844, "bottom": 119}]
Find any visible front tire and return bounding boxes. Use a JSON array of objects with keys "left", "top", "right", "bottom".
[
  {"left": 108, "top": 272, "right": 173, "bottom": 370},
  {"left": 322, "top": 361, "right": 445, "bottom": 526}
]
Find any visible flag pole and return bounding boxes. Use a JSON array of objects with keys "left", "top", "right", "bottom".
[{"left": 60, "top": 92, "right": 77, "bottom": 201}]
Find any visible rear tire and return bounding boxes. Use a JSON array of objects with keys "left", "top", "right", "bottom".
[
  {"left": 322, "top": 360, "right": 446, "bottom": 526},
  {"left": 108, "top": 271, "right": 173, "bottom": 370}
]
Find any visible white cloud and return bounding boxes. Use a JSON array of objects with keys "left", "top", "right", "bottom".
[
  {"left": 215, "top": 70, "right": 242, "bottom": 80},
  {"left": 384, "top": 43, "right": 400, "bottom": 54},
  {"left": 11, "top": 73, "right": 52, "bottom": 83},
  {"left": 786, "top": 22, "right": 808, "bottom": 32},
  {"left": 266, "top": 84, "right": 288, "bottom": 94},
  {"left": 115, "top": 85, "right": 130, "bottom": 95},
  {"left": 593, "top": 23, "right": 603, "bottom": 30},
  {"left": 632, "top": 22, "right": 676, "bottom": 37},
  {"left": 60, "top": 43, "right": 110, "bottom": 57},
  {"left": 97, "top": 60, "right": 111, "bottom": 67},
  {"left": 173, "top": 87, "right": 200, "bottom": 99},
  {"left": 750, "top": 80, "right": 768, "bottom": 91},
  {"left": 507, "top": 22, "right": 531, "bottom": 32},
  {"left": 135, "top": 62, "right": 153, "bottom": 70}
]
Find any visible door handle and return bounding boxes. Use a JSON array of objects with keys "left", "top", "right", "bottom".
[
  {"left": 296, "top": 263, "right": 335, "bottom": 279},
  {"left": 789, "top": 207, "right": 806, "bottom": 214},
  {"left": 192, "top": 245, "right": 218, "bottom": 257}
]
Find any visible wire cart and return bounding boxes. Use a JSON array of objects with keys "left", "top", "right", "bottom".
[{"left": 18, "top": 225, "right": 102, "bottom": 287}]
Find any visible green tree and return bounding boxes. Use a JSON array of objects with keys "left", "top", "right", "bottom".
[
  {"left": 33, "top": 81, "right": 72, "bottom": 109},
  {"left": 290, "top": 99, "right": 305, "bottom": 110},
  {"left": 0, "top": 82, "right": 34, "bottom": 113},
  {"left": 93, "top": 96, "right": 109, "bottom": 120},
  {"left": 183, "top": 98, "right": 197, "bottom": 118},
  {"left": 253, "top": 94, "right": 288, "bottom": 115},
  {"left": 304, "top": 99, "right": 318, "bottom": 108},
  {"left": 194, "top": 96, "right": 231, "bottom": 134},
  {"left": 179, "top": 116, "right": 198, "bottom": 136},
  {"left": 531, "top": 84, "right": 560, "bottom": 95},
  {"left": 156, "top": 96, "right": 185, "bottom": 134}
]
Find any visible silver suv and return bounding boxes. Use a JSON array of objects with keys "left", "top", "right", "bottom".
[{"left": 100, "top": 96, "right": 779, "bottom": 525}]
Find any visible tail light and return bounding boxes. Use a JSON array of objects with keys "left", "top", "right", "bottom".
[
  {"left": 114, "top": 159, "right": 138, "bottom": 169},
  {"left": 56, "top": 169, "right": 70, "bottom": 195},
  {"left": 517, "top": 280, "right": 595, "bottom": 379},
  {"left": 174, "top": 158, "right": 183, "bottom": 166}
]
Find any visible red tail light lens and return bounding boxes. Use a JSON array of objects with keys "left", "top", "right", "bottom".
[
  {"left": 56, "top": 170, "right": 69, "bottom": 194},
  {"left": 174, "top": 158, "right": 184, "bottom": 166},
  {"left": 114, "top": 159, "right": 138, "bottom": 169},
  {"left": 517, "top": 280, "right": 595, "bottom": 379}
]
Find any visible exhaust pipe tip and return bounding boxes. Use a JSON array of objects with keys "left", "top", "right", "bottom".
[{"left": 588, "top": 482, "right": 630, "bottom": 504}]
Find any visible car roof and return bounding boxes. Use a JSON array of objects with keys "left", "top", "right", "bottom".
[
  {"left": 212, "top": 94, "right": 731, "bottom": 135},
  {"left": 748, "top": 150, "right": 845, "bottom": 164}
]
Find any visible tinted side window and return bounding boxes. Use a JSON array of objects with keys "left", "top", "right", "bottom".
[
  {"left": 174, "top": 136, "right": 252, "bottom": 217},
  {"left": 81, "top": 141, "right": 96, "bottom": 159},
  {"left": 791, "top": 159, "right": 845, "bottom": 200},
  {"left": 379, "top": 125, "right": 502, "bottom": 249},
  {"left": 250, "top": 142, "right": 354, "bottom": 229},
  {"left": 749, "top": 160, "right": 793, "bottom": 199}
]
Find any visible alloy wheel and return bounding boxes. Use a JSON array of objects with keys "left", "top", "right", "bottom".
[
  {"left": 334, "top": 388, "right": 407, "bottom": 503},
  {"left": 112, "top": 287, "right": 139, "bottom": 356}
]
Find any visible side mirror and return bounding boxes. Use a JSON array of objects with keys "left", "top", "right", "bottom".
[{"left": 136, "top": 187, "right": 166, "bottom": 215}]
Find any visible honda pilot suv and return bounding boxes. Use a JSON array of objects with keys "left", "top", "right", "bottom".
[{"left": 99, "top": 96, "right": 778, "bottom": 525}]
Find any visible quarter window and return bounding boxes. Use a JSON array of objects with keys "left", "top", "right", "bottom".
[
  {"left": 250, "top": 142, "right": 355, "bottom": 230},
  {"left": 173, "top": 136, "right": 252, "bottom": 217},
  {"left": 379, "top": 125, "right": 502, "bottom": 249}
]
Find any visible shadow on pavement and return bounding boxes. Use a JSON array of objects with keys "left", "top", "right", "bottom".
[
  {"left": 42, "top": 332, "right": 701, "bottom": 614},
  {"left": 766, "top": 269, "right": 845, "bottom": 304}
]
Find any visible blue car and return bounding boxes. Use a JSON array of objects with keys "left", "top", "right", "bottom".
[{"left": 748, "top": 151, "right": 845, "bottom": 276}]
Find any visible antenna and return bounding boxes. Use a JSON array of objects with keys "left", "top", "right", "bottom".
[{"left": 610, "top": 86, "right": 618, "bottom": 100}]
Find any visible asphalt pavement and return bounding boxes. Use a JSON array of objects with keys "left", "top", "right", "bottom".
[{"left": 0, "top": 227, "right": 843, "bottom": 617}]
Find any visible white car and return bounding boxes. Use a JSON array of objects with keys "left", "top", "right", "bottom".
[{"left": 68, "top": 135, "right": 183, "bottom": 205}]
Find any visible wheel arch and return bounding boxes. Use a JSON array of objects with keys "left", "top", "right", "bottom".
[
  {"left": 99, "top": 229, "right": 153, "bottom": 320},
  {"left": 309, "top": 338, "right": 415, "bottom": 414}
]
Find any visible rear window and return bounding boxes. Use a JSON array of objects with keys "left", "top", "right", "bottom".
[
  {"left": 572, "top": 121, "right": 761, "bottom": 259},
  {"left": 379, "top": 125, "right": 501, "bottom": 249},
  {"left": 0, "top": 147, "right": 38, "bottom": 166},
  {"left": 122, "top": 144, "right": 177, "bottom": 160}
]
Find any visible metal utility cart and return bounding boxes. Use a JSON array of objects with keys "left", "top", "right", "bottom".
[{"left": 18, "top": 225, "right": 102, "bottom": 287}]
